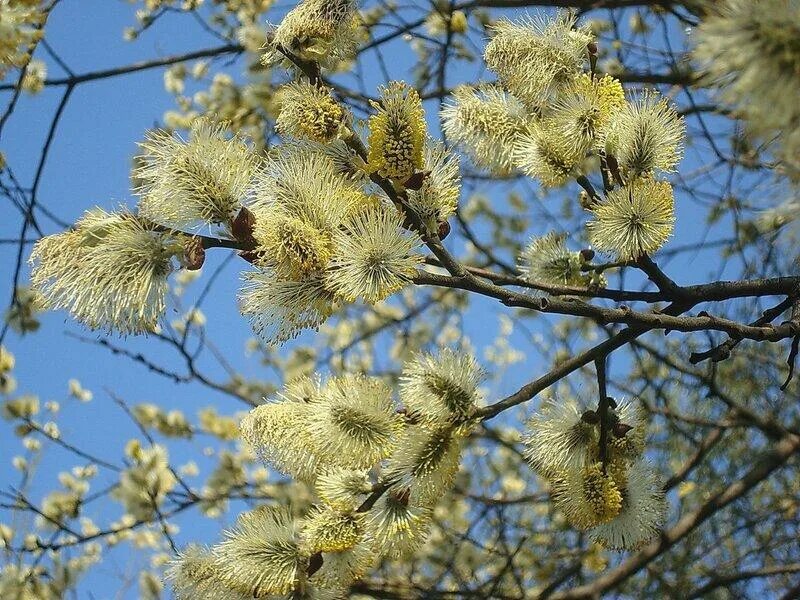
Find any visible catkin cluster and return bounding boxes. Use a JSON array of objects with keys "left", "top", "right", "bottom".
[
  {"left": 31, "top": 70, "right": 460, "bottom": 342},
  {"left": 524, "top": 398, "right": 665, "bottom": 550},
  {"left": 441, "top": 10, "right": 685, "bottom": 268},
  {"left": 167, "top": 349, "right": 484, "bottom": 598}
]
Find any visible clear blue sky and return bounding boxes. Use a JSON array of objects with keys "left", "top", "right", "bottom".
[{"left": 0, "top": 2, "right": 746, "bottom": 597}]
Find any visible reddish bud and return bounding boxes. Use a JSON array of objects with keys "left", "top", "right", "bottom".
[
  {"left": 231, "top": 207, "right": 256, "bottom": 244},
  {"left": 581, "top": 410, "right": 599, "bottom": 424},
  {"left": 404, "top": 170, "right": 429, "bottom": 190},
  {"left": 587, "top": 41, "right": 598, "bottom": 56},
  {"left": 613, "top": 422, "right": 634, "bottom": 438},
  {"left": 395, "top": 487, "right": 411, "bottom": 506},
  {"left": 182, "top": 237, "right": 205, "bottom": 271},
  {"left": 438, "top": 220, "right": 451, "bottom": 240},
  {"left": 579, "top": 249, "right": 595, "bottom": 263},
  {"left": 307, "top": 553, "right": 324, "bottom": 576}
]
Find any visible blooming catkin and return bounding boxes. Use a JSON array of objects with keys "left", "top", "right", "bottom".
[
  {"left": 135, "top": 120, "right": 259, "bottom": 230},
  {"left": 587, "top": 178, "right": 675, "bottom": 260},
  {"left": 29, "top": 209, "right": 175, "bottom": 334},
  {"left": 484, "top": 12, "right": 593, "bottom": 107},
  {"left": 694, "top": 0, "right": 800, "bottom": 176},
  {"left": 275, "top": 81, "right": 348, "bottom": 142},
  {"left": 367, "top": 81, "right": 427, "bottom": 181},
  {"left": 441, "top": 85, "right": 529, "bottom": 174}
]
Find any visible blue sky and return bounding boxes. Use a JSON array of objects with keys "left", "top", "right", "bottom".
[{"left": 0, "top": 2, "right": 757, "bottom": 597}]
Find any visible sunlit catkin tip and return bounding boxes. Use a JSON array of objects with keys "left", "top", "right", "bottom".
[
  {"left": 553, "top": 461, "right": 624, "bottom": 530},
  {"left": 513, "top": 121, "right": 586, "bottom": 187},
  {"left": 484, "top": 12, "right": 593, "bottom": 106},
  {"left": 239, "top": 270, "right": 338, "bottom": 344},
  {"left": 212, "top": 505, "right": 304, "bottom": 596},
  {"left": 135, "top": 119, "right": 258, "bottom": 229},
  {"left": 405, "top": 140, "right": 461, "bottom": 235},
  {"left": 315, "top": 468, "right": 372, "bottom": 511},
  {"left": 518, "top": 232, "right": 584, "bottom": 286},
  {"left": 308, "top": 374, "right": 402, "bottom": 469},
  {"left": 604, "top": 91, "right": 684, "bottom": 177},
  {"left": 366, "top": 490, "right": 433, "bottom": 558},
  {"left": 587, "top": 178, "right": 675, "bottom": 261},
  {"left": 239, "top": 399, "right": 324, "bottom": 480},
  {"left": 301, "top": 505, "right": 364, "bottom": 554},
  {"left": 385, "top": 425, "right": 465, "bottom": 505},
  {"left": 326, "top": 207, "right": 422, "bottom": 305},
  {"left": 268, "top": 0, "right": 360, "bottom": 68},
  {"left": 367, "top": 81, "right": 427, "bottom": 181},
  {"left": 399, "top": 348, "right": 484, "bottom": 424},
  {"left": 167, "top": 545, "right": 249, "bottom": 600},
  {"left": 29, "top": 208, "right": 174, "bottom": 335},
  {"left": 276, "top": 81, "right": 349, "bottom": 143},
  {"left": 590, "top": 461, "right": 665, "bottom": 550},
  {"left": 523, "top": 397, "right": 597, "bottom": 478},
  {"left": 441, "top": 85, "right": 529, "bottom": 174}
]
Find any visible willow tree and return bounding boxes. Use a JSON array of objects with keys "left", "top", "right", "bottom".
[{"left": 2, "top": 0, "right": 800, "bottom": 598}]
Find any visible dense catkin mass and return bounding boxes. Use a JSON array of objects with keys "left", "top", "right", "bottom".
[
  {"left": 266, "top": 0, "right": 360, "bottom": 68},
  {"left": 518, "top": 232, "right": 585, "bottom": 286},
  {"left": 239, "top": 385, "right": 325, "bottom": 480},
  {"left": 365, "top": 491, "right": 433, "bottom": 557},
  {"left": 589, "top": 461, "right": 665, "bottom": 550},
  {"left": 603, "top": 91, "right": 684, "bottom": 177},
  {"left": 307, "top": 374, "right": 401, "bottom": 468},
  {"left": 385, "top": 424, "right": 467, "bottom": 505},
  {"left": 238, "top": 271, "right": 339, "bottom": 343},
  {"left": 484, "top": 12, "right": 593, "bottom": 107},
  {"left": 167, "top": 545, "right": 250, "bottom": 600},
  {"left": 326, "top": 207, "right": 422, "bottom": 304},
  {"left": 212, "top": 506, "right": 305, "bottom": 596},
  {"left": 514, "top": 121, "right": 587, "bottom": 187},
  {"left": 315, "top": 468, "right": 372, "bottom": 511},
  {"left": 553, "top": 461, "right": 624, "bottom": 530},
  {"left": 275, "top": 81, "right": 348, "bottom": 142},
  {"left": 307, "top": 538, "right": 374, "bottom": 592},
  {"left": 547, "top": 74, "right": 625, "bottom": 155},
  {"left": 609, "top": 399, "right": 647, "bottom": 461},
  {"left": 440, "top": 85, "right": 529, "bottom": 173},
  {"left": 183, "top": 354, "right": 486, "bottom": 597},
  {"left": 29, "top": 208, "right": 175, "bottom": 334},
  {"left": 135, "top": 120, "right": 259, "bottom": 230},
  {"left": 301, "top": 505, "right": 364, "bottom": 553},
  {"left": 694, "top": 0, "right": 800, "bottom": 175},
  {"left": 0, "top": 0, "right": 45, "bottom": 78},
  {"left": 524, "top": 396, "right": 663, "bottom": 549},
  {"left": 399, "top": 348, "right": 484, "bottom": 425},
  {"left": 18, "top": 6, "right": 708, "bottom": 594},
  {"left": 241, "top": 141, "right": 383, "bottom": 342},
  {"left": 587, "top": 178, "right": 675, "bottom": 260},
  {"left": 261, "top": 215, "right": 334, "bottom": 279},
  {"left": 367, "top": 81, "right": 427, "bottom": 180},
  {"left": 405, "top": 141, "right": 461, "bottom": 235},
  {"left": 524, "top": 398, "right": 598, "bottom": 478}
]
